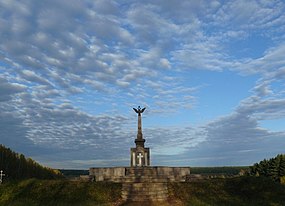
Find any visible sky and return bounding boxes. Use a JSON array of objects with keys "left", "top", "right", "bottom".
[{"left": 0, "top": 0, "right": 285, "bottom": 169}]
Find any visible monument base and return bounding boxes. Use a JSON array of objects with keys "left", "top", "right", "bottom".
[
  {"left": 130, "top": 147, "right": 150, "bottom": 167},
  {"left": 89, "top": 166, "right": 190, "bottom": 182},
  {"left": 89, "top": 166, "right": 190, "bottom": 202}
]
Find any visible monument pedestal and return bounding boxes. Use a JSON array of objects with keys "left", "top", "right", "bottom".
[{"left": 130, "top": 147, "right": 150, "bottom": 167}]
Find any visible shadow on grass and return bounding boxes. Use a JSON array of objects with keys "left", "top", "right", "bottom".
[{"left": 170, "top": 176, "right": 285, "bottom": 206}]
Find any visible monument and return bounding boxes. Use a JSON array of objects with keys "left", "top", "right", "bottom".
[
  {"left": 89, "top": 106, "right": 191, "bottom": 202},
  {"left": 89, "top": 107, "right": 190, "bottom": 181},
  {"left": 130, "top": 106, "right": 150, "bottom": 167}
]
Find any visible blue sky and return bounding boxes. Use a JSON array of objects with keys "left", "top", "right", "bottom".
[{"left": 0, "top": 0, "right": 285, "bottom": 169}]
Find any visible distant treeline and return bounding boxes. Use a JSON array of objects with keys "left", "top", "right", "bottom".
[
  {"left": 59, "top": 169, "right": 89, "bottom": 178},
  {"left": 0, "top": 144, "right": 63, "bottom": 180},
  {"left": 249, "top": 154, "right": 285, "bottom": 183},
  {"left": 190, "top": 166, "right": 248, "bottom": 176}
]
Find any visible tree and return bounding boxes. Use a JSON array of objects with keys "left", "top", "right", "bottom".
[
  {"left": 0, "top": 144, "right": 63, "bottom": 180},
  {"left": 249, "top": 154, "right": 285, "bottom": 182},
  {"left": 259, "top": 159, "right": 269, "bottom": 176},
  {"left": 278, "top": 155, "right": 285, "bottom": 177},
  {"left": 268, "top": 157, "right": 279, "bottom": 181}
]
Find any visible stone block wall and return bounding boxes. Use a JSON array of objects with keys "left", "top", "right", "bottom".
[
  {"left": 89, "top": 167, "right": 126, "bottom": 181},
  {"left": 89, "top": 166, "right": 190, "bottom": 182}
]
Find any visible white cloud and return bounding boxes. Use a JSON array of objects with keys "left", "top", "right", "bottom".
[
  {"left": 160, "top": 58, "right": 171, "bottom": 69},
  {"left": 211, "top": 0, "right": 285, "bottom": 31},
  {"left": 0, "top": 0, "right": 285, "bottom": 168},
  {"left": 0, "top": 77, "right": 26, "bottom": 101},
  {"left": 236, "top": 44, "right": 285, "bottom": 75}
]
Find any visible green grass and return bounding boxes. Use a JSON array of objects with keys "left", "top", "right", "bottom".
[
  {"left": 0, "top": 179, "right": 121, "bottom": 206},
  {"left": 170, "top": 176, "right": 285, "bottom": 206},
  {"left": 1, "top": 177, "right": 285, "bottom": 206}
]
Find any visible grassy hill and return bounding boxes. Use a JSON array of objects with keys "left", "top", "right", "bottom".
[
  {"left": 1, "top": 176, "right": 285, "bottom": 206},
  {"left": 170, "top": 176, "right": 285, "bottom": 206},
  {"left": 0, "top": 179, "right": 121, "bottom": 206}
]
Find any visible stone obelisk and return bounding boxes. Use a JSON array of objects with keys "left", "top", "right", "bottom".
[{"left": 131, "top": 106, "right": 150, "bottom": 167}]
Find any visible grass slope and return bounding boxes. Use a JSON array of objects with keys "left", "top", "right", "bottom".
[
  {"left": 170, "top": 176, "right": 285, "bottom": 206},
  {"left": 0, "top": 179, "right": 121, "bottom": 206},
  {"left": 1, "top": 177, "right": 285, "bottom": 206}
]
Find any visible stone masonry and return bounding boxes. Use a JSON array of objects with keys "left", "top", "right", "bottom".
[
  {"left": 89, "top": 107, "right": 191, "bottom": 202},
  {"left": 89, "top": 166, "right": 190, "bottom": 202}
]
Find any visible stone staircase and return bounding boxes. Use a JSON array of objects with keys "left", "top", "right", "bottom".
[
  {"left": 121, "top": 167, "right": 170, "bottom": 202},
  {"left": 121, "top": 182, "right": 168, "bottom": 202}
]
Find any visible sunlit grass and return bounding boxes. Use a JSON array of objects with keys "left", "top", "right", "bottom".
[
  {"left": 1, "top": 177, "right": 285, "bottom": 206},
  {"left": 0, "top": 179, "right": 121, "bottom": 206}
]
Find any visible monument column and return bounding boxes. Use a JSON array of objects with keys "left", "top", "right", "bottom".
[
  {"left": 137, "top": 110, "right": 142, "bottom": 139},
  {"left": 131, "top": 106, "right": 150, "bottom": 167},
  {"left": 134, "top": 106, "right": 145, "bottom": 148}
]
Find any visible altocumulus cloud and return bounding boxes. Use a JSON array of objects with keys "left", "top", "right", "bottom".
[{"left": 0, "top": 0, "right": 285, "bottom": 168}]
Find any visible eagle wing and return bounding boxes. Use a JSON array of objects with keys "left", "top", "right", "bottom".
[
  {"left": 141, "top": 107, "right": 146, "bottom": 113},
  {"left": 133, "top": 108, "right": 138, "bottom": 113}
]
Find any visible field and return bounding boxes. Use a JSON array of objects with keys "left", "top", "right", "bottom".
[
  {"left": 0, "top": 179, "right": 121, "bottom": 206},
  {"left": 170, "top": 176, "right": 285, "bottom": 206},
  {"left": 1, "top": 176, "right": 285, "bottom": 206}
]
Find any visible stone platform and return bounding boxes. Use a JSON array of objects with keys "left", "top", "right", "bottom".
[
  {"left": 89, "top": 166, "right": 190, "bottom": 182},
  {"left": 89, "top": 166, "right": 190, "bottom": 202}
]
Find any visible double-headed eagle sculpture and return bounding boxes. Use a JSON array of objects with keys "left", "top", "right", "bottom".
[{"left": 133, "top": 106, "right": 146, "bottom": 115}]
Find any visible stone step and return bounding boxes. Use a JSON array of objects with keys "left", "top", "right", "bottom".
[
  {"left": 122, "top": 182, "right": 168, "bottom": 188},
  {"left": 105, "top": 178, "right": 170, "bottom": 183},
  {"left": 122, "top": 190, "right": 168, "bottom": 195},
  {"left": 122, "top": 188, "right": 168, "bottom": 192},
  {"left": 121, "top": 191, "right": 168, "bottom": 196},
  {"left": 121, "top": 190, "right": 168, "bottom": 195},
  {"left": 121, "top": 196, "right": 168, "bottom": 201},
  {"left": 122, "top": 197, "right": 168, "bottom": 202},
  {"left": 126, "top": 175, "right": 175, "bottom": 180},
  {"left": 122, "top": 193, "right": 168, "bottom": 198},
  {"left": 121, "top": 192, "right": 168, "bottom": 197},
  {"left": 120, "top": 200, "right": 176, "bottom": 206},
  {"left": 122, "top": 194, "right": 168, "bottom": 200},
  {"left": 122, "top": 195, "right": 168, "bottom": 201},
  {"left": 122, "top": 179, "right": 170, "bottom": 183},
  {"left": 103, "top": 177, "right": 185, "bottom": 183},
  {"left": 105, "top": 175, "right": 175, "bottom": 183},
  {"left": 121, "top": 182, "right": 169, "bottom": 201},
  {"left": 122, "top": 189, "right": 168, "bottom": 193}
]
